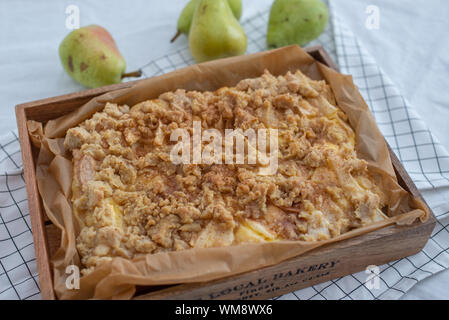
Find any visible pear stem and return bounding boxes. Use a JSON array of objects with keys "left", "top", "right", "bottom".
[
  {"left": 121, "top": 69, "right": 142, "bottom": 79},
  {"left": 170, "top": 30, "right": 181, "bottom": 43}
]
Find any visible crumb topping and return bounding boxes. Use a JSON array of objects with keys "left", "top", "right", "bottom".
[{"left": 65, "top": 70, "right": 387, "bottom": 274}]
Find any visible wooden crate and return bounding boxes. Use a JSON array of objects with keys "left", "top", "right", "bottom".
[{"left": 15, "top": 46, "right": 435, "bottom": 300}]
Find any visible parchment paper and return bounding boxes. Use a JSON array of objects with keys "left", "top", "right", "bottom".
[{"left": 28, "top": 45, "right": 429, "bottom": 300}]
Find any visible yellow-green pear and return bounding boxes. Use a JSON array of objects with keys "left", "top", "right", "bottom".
[
  {"left": 59, "top": 25, "right": 141, "bottom": 88},
  {"left": 171, "top": 0, "right": 242, "bottom": 42},
  {"left": 189, "top": 0, "right": 247, "bottom": 63},
  {"left": 267, "top": 0, "right": 328, "bottom": 48}
]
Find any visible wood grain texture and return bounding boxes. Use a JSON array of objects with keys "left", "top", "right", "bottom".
[
  {"left": 15, "top": 46, "right": 436, "bottom": 300},
  {"left": 136, "top": 217, "right": 435, "bottom": 300},
  {"left": 20, "top": 82, "right": 137, "bottom": 123},
  {"left": 15, "top": 106, "right": 55, "bottom": 300}
]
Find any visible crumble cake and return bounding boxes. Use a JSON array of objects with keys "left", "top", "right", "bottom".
[{"left": 64, "top": 69, "right": 388, "bottom": 274}]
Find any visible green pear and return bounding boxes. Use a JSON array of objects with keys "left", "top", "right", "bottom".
[
  {"left": 189, "top": 0, "right": 247, "bottom": 63},
  {"left": 267, "top": 0, "right": 328, "bottom": 48},
  {"left": 59, "top": 25, "right": 141, "bottom": 88},
  {"left": 171, "top": 0, "right": 242, "bottom": 42}
]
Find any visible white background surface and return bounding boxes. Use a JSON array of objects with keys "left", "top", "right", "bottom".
[{"left": 0, "top": 0, "right": 448, "bottom": 299}]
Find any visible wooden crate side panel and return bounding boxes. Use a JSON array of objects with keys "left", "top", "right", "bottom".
[
  {"left": 20, "top": 82, "right": 136, "bottom": 123},
  {"left": 15, "top": 107, "right": 55, "bottom": 300},
  {"left": 136, "top": 219, "right": 435, "bottom": 300}
]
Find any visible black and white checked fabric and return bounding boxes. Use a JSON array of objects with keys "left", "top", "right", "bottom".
[
  {"left": 1, "top": 0, "right": 448, "bottom": 300},
  {"left": 0, "top": 131, "right": 40, "bottom": 300}
]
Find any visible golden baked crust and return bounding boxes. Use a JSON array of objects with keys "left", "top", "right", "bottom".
[{"left": 65, "top": 70, "right": 387, "bottom": 274}]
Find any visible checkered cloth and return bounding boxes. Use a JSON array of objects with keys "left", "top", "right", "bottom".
[
  {"left": 1, "top": 0, "right": 449, "bottom": 300},
  {"left": 0, "top": 132, "right": 40, "bottom": 299}
]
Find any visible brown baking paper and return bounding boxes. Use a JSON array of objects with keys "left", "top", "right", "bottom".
[{"left": 28, "top": 45, "right": 429, "bottom": 300}]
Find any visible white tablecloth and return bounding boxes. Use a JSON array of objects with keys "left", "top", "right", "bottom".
[{"left": 0, "top": 0, "right": 448, "bottom": 299}]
